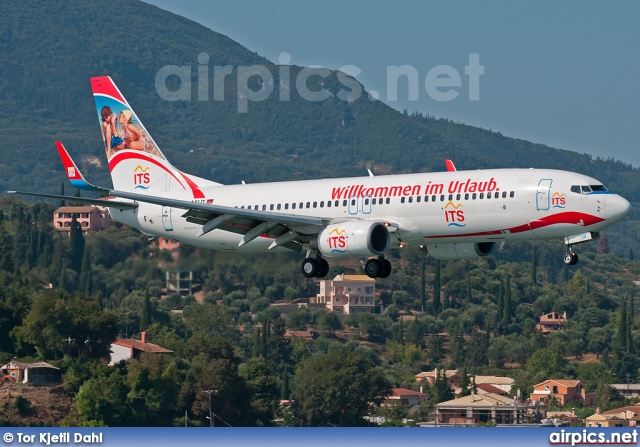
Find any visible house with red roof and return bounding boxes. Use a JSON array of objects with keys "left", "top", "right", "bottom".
[
  {"left": 109, "top": 331, "right": 173, "bottom": 365},
  {"left": 530, "top": 379, "right": 595, "bottom": 406}
]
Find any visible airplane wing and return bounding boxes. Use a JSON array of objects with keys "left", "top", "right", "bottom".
[
  {"left": 7, "top": 191, "right": 139, "bottom": 210},
  {"left": 109, "top": 189, "right": 331, "bottom": 251}
]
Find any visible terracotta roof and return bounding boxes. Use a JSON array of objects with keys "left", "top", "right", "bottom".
[
  {"left": 436, "top": 392, "right": 514, "bottom": 407},
  {"left": 477, "top": 383, "right": 509, "bottom": 395},
  {"left": 332, "top": 274, "right": 375, "bottom": 282},
  {"left": 474, "top": 375, "right": 515, "bottom": 385},
  {"left": 602, "top": 405, "right": 640, "bottom": 416},
  {"left": 55, "top": 206, "right": 101, "bottom": 213},
  {"left": 533, "top": 379, "right": 582, "bottom": 388},
  {"left": 112, "top": 339, "right": 173, "bottom": 353},
  {"left": 391, "top": 388, "right": 427, "bottom": 397}
]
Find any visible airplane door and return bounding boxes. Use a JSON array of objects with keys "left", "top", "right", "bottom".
[
  {"left": 162, "top": 206, "right": 173, "bottom": 231},
  {"left": 348, "top": 196, "right": 358, "bottom": 215},
  {"left": 536, "top": 179, "right": 552, "bottom": 211},
  {"left": 361, "top": 196, "right": 372, "bottom": 215}
]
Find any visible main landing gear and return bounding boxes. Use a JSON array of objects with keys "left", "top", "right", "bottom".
[
  {"left": 301, "top": 257, "right": 330, "bottom": 278},
  {"left": 563, "top": 251, "right": 578, "bottom": 266},
  {"left": 364, "top": 257, "right": 392, "bottom": 279}
]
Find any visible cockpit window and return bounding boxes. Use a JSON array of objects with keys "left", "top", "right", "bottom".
[
  {"left": 581, "top": 185, "right": 592, "bottom": 194},
  {"left": 570, "top": 185, "right": 580, "bottom": 194},
  {"left": 571, "top": 184, "right": 607, "bottom": 194},
  {"left": 590, "top": 184, "right": 607, "bottom": 192}
]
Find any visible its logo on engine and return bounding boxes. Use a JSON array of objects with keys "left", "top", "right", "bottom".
[
  {"left": 552, "top": 192, "right": 566, "bottom": 208},
  {"left": 134, "top": 165, "right": 151, "bottom": 189},
  {"left": 327, "top": 228, "right": 347, "bottom": 252},
  {"left": 444, "top": 201, "right": 466, "bottom": 227}
]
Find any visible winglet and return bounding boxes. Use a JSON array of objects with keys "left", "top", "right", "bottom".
[
  {"left": 445, "top": 159, "right": 457, "bottom": 172},
  {"left": 56, "top": 142, "right": 108, "bottom": 192}
]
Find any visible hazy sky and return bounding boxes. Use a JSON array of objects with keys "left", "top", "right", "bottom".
[{"left": 145, "top": 0, "right": 640, "bottom": 167}]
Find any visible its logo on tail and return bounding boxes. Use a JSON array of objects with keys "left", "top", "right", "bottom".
[{"left": 134, "top": 165, "right": 151, "bottom": 189}]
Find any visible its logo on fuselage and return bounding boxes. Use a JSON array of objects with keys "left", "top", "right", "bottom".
[
  {"left": 134, "top": 165, "right": 151, "bottom": 189},
  {"left": 552, "top": 192, "right": 566, "bottom": 208},
  {"left": 327, "top": 228, "right": 347, "bottom": 252},
  {"left": 444, "top": 201, "right": 466, "bottom": 227}
]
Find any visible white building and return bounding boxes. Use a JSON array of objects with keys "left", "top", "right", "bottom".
[{"left": 313, "top": 274, "right": 381, "bottom": 315}]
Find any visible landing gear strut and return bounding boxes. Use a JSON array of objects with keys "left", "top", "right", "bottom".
[
  {"left": 563, "top": 251, "right": 578, "bottom": 266},
  {"left": 301, "top": 257, "right": 329, "bottom": 278},
  {"left": 365, "top": 257, "right": 392, "bottom": 279}
]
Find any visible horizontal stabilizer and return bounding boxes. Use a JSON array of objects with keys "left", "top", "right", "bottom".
[{"left": 8, "top": 191, "right": 138, "bottom": 210}]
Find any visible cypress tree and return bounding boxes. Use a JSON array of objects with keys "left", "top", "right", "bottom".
[
  {"left": 253, "top": 328, "right": 261, "bottom": 357},
  {"left": 497, "top": 276, "right": 504, "bottom": 323},
  {"left": 69, "top": 214, "right": 85, "bottom": 272},
  {"left": 630, "top": 247, "right": 635, "bottom": 261},
  {"left": 60, "top": 182, "right": 66, "bottom": 207},
  {"left": 420, "top": 253, "right": 426, "bottom": 311},
  {"left": 466, "top": 275, "right": 472, "bottom": 305},
  {"left": 433, "top": 260, "right": 441, "bottom": 315},
  {"left": 618, "top": 302, "right": 628, "bottom": 353},
  {"left": 503, "top": 276, "right": 512, "bottom": 326},
  {"left": 140, "top": 290, "right": 151, "bottom": 332},
  {"left": 78, "top": 247, "right": 91, "bottom": 294},
  {"left": 459, "top": 366, "right": 471, "bottom": 396},
  {"left": 531, "top": 249, "right": 537, "bottom": 285},
  {"left": 281, "top": 373, "right": 290, "bottom": 400},
  {"left": 443, "top": 289, "right": 450, "bottom": 310},
  {"left": 627, "top": 299, "right": 634, "bottom": 355}
]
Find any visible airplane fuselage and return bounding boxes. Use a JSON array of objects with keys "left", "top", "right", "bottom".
[{"left": 109, "top": 167, "right": 628, "bottom": 254}]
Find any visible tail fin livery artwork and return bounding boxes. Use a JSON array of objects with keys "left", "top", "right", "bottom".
[{"left": 9, "top": 77, "right": 632, "bottom": 278}]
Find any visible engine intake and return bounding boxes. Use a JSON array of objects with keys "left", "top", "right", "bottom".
[
  {"left": 315, "top": 221, "right": 390, "bottom": 258},
  {"left": 427, "top": 242, "right": 495, "bottom": 260}
]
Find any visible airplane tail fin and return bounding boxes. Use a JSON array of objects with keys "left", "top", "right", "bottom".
[{"left": 91, "top": 76, "right": 220, "bottom": 197}]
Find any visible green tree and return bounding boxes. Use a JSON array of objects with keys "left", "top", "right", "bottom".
[
  {"left": 427, "top": 370, "right": 454, "bottom": 405},
  {"left": 459, "top": 367, "right": 471, "bottom": 397},
  {"left": 293, "top": 350, "right": 390, "bottom": 426},
  {"left": 531, "top": 249, "right": 537, "bottom": 284},
  {"left": 69, "top": 214, "right": 85, "bottom": 273},
  {"left": 433, "top": 260, "right": 441, "bottom": 315},
  {"left": 318, "top": 311, "right": 342, "bottom": 334},
  {"left": 503, "top": 276, "right": 512, "bottom": 326},
  {"left": 527, "top": 346, "right": 566, "bottom": 377}
]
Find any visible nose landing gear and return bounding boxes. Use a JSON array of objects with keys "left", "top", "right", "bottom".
[{"left": 563, "top": 251, "right": 578, "bottom": 266}]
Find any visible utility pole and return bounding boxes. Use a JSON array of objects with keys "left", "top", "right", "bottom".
[{"left": 202, "top": 389, "right": 217, "bottom": 427}]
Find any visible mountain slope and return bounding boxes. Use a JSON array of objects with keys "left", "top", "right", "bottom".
[{"left": 0, "top": 0, "right": 637, "bottom": 205}]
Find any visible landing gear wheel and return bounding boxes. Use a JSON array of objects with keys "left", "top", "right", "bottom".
[
  {"left": 316, "top": 258, "right": 330, "bottom": 278},
  {"left": 378, "top": 259, "right": 392, "bottom": 278},
  {"left": 301, "top": 258, "right": 319, "bottom": 278},
  {"left": 365, "top": 259, "right": 383, "bottom": 278},
  {"left": 563, "top": 252, "right": 579, "bottom": 266}
]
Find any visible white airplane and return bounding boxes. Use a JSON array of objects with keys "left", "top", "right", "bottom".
[{"left": 10, "top": 77, "right": 632, "bottom": 278}]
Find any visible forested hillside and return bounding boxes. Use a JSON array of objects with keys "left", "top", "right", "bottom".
[{"left": 1, "top": 195, "right": 640, "bottom": 426}]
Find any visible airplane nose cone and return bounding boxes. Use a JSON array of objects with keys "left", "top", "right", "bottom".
[{"left": 605, "top": 194, "right": 632, "bottom": 223}]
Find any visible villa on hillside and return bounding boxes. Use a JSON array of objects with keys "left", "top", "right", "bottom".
[{"left": 312, "top": 274, "right": 383, "bottom": 315}]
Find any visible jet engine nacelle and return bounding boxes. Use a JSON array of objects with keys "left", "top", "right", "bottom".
[
  {"left": 427, "top": 242, "right": 495, "bottom": 260},
  {"left": 315, "top": 221, "right": 390, "bottom": 258}
]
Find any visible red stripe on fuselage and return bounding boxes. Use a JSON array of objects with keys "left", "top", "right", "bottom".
[
  {"left": 424, "top": 212, "right": 605, "bottom": 239},
  {"left": 178, "top": 171, "right": 205, "bottom": 199}
]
